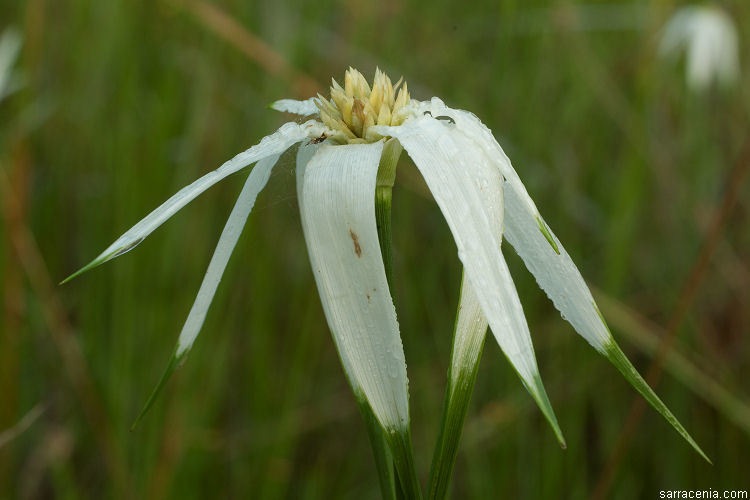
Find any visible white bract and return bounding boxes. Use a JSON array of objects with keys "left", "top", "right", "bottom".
[
  {"left": 659, "top": 5, "right": 740, "bottom": 91},
  {"left": 66, "top": 68, "right": 708, "bottom": 464}
]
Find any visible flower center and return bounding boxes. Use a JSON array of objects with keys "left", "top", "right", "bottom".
[{"left": 315, "top": 68, "right": 411, "bottom": 144}]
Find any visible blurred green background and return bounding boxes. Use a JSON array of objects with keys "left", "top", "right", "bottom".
[{"left": 1, "top": 0, "right": 749, "bottom": 498}]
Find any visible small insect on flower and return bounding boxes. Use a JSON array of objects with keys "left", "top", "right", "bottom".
[
  {"left": 64, "top": 67, "right": 709, "bottom": 497},
  {"left": 309, "top": 132, "right": 328, "bottom": 144}
]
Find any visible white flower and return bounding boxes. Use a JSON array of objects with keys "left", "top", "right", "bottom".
[
  {"left": 659, "top": 5, "right": 740, "bottom": 91},
  {"left": 0, "top": 28, "right": 22, "bottom": 102},
  {"left": 65, "top": 68, "right": 708, "bottom": 467}
]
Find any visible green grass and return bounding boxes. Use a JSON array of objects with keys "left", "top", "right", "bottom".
[{"left": 1, "top": 0, "right": 749, "bottom": 498}]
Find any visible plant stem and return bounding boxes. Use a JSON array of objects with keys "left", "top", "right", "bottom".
[
  {"left": 385, "top": 427, "right": 422, "bottom": 500},
  {"left": 374, "top": 138, "right": 423, "bottom": 499},
  {"left": 375, "top": 139, "right": 400, "bottom": 291},
  {"left": 357, "top": 398, "right": 397, "bottom": 499},
  {"left": 427, "top": 274, "right": 487, "bottom": 499}
]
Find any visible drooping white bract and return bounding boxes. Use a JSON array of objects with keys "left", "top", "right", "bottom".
[
  {"left": 412, "top": 97, "right": 614, "bottom": 353},
  {"left": 659, "top": 5, "right": 740, "bottom": 91},
  {"left": 297, "top": 140, "right": 410, "bottom": 432},
  {"left": 371, "top": 115, "right": 563, "bottom": 444},
  {"left": 67, "top": 68, "right": 707, "bottom": 462},
  {"left": 175, "top": 153, "right": 279, "bottom": 358}
]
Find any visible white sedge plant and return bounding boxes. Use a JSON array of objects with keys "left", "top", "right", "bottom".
[
  {"left": 659, "top": 4, "right": 740, "bottom": 92},
  {"left": 0, "top": 28, "right": 22, "bottom": 103},
  {"left": 64, "top": 68, "right": 709, "bottom": 499}
]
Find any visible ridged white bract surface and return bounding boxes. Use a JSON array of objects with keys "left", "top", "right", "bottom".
[
  {"left": 448, "top": 156, "right": 501, "bottom": 393},
  {"left": 270, "top": 98, "right": 320, "bottom": 116},
  {"left": 298, "top": 141, "right": 410, "bottom": 431},
  {"left": 175, "top": 154, "right": 280, "bottom": 356},
  {"left": 414, "top": 98, "right": 612, "bottom": 352},
  {"left": 502, "top": 184, "right": 610, "bottom": 352},
  {"left": 450, "top": 279, "right": 488, "bottom": 393}
]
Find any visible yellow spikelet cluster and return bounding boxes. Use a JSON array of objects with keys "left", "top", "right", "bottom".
[{"left": 315, "top": 67, "right": 411, "bottom": 144}]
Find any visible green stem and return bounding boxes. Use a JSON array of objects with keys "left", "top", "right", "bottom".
[
  {"left": 375, "top": 186, "right": 394, "bottom": 288},
  {"left": 384, "top": 427, "right": 422, "bottom": 500},
  {"left": 374, "top": 138, "right": 423, "bottom": 499},
  {"left": 427, "top": 273, "right": 487, "bottom": 499},
  {"left": 357, "top": 397, "right": 397, "bottom": 499},
  {"left": 375, "top": 139, "right": 400, "bottom": 291}
]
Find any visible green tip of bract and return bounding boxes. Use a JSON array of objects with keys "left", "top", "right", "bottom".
[
  {"left": 593, "top": 302, "right": 709, "bottom": 462},
  {"left": 59, "top": 256, "right": 108, "bottom": 284},
  {"left": 603, "top": 340, "right": 711, "bottom": 463},
  {"left": 61, "top": 239, "right": 143, "bottom": 284},
  {"left": 536, "top": 216, "right": 560, "bottom": 255},
  {"left": 130, "top": 352, "right": 183, "bottom": 431},
  {"left": 528, "top": 375, "right": 567, "bottom": 449}
]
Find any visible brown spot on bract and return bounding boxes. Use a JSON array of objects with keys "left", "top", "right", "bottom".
[
  {"left": 349, "top": 229, "right": 362, "bottom": 257},
  {"left": 366, "top": 294, "right": 371, "bottom": 301}
]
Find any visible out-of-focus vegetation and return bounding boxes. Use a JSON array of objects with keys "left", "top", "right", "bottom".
[{"left": 1, "top": 0, "right": 749, "bottom": 498}]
